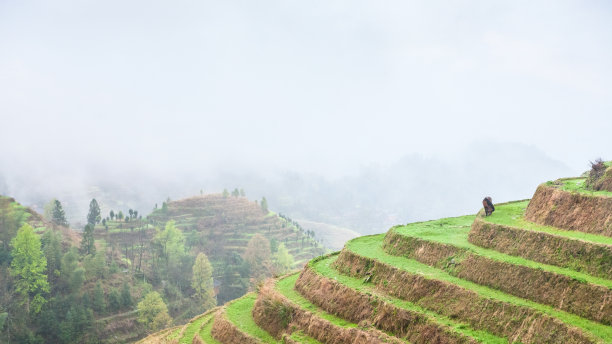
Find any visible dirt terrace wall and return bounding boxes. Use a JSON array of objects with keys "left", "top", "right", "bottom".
[
  {"left": 289, "top": 268, "right": 478, "bottom": 344},
  {"left": 383, "top": 229, "right": 612, "bottom": 325},
  {"left": 469, "top": 217, "right": 612, "bottom": 280},
  {"left": 331, "top": 249, "right": 595, "bottom": 344},
  {"left": 525, "top": 184, "right": 612, "bottom": 236},
  {"left": 252, "top": 280, "right": 404, "bottom": 344},
  {"left": 211, "top": 311, "right": 260, "bottom": 344}
]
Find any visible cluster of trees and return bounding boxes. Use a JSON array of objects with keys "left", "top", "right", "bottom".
[{"left": 222, "top": 188, "right": 246, "bottom": 198}]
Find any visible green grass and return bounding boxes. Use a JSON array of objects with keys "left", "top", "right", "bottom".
[
  {"left": 484, "top": 200, "right": 612, "bottom": 246},
  {"left": 557, "top": 178, "right": 612, "bottom": 197},
  {"left": 166, "top": 326, "right": 182, "bottom": 341},
  {"left": 306, "top": 256, "right": 506, "bottom": 344},
  {"left": 276, "top": 273, "right": 358, "bottom": 328},
  {"left": 225, "top": 293, "right": 280, "bottom": 343},
  {"left": 287, "top": 330, "right": 323, "bottom": 343},
  {"left": 179, "top": 312, "right": 214, "bottom": 344},
  {"left": 343, "top": 235, "right": 612, "bottom": 343},
  {"left": 198, "top": 315, "right": 221, "bottom": 344},
  {"left": 392, "top": 215, "right": 612, "bottom": 288}
]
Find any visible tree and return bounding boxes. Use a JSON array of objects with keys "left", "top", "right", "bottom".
[
  {"left": 43, "top": 198, "right": 57, "bottom": 221},
  {"left": 10, "top": 224, "right": 50, "bottom": 314},
  {"left": 117, "top": 211, "right": 124, "bottom": 220},
  {"left": 273, "top": 243, "right": 294, "bottom": 275},
  {"left": 108, "top": 289, "right": 121, "bottom": 312},
  {"left": 260, "top": 197, "right": 268, "bottom": 213},
  {"left": 92, "top": 282, "right": 105, "bottom": 313},
  {"left": 137, "top": 291, "right": 171, "bottom": 331},
  {"left": 243, "top": 233, "right": 272, "bottom": 284},
  {"left": 240, "top": 188, "right": 245, "bottom": 197},
  {"left": 109, "top": 210, "right": 115, "bottom": 220},
  {"left": 191, "top": 253, "right": 216, "bottom": 311},
  {"left": 87, "top": 199, "right": 101, "bottom": 225},
  {"left": 52, "top": 200, "right": 69, "bottom": 227},
  {"left": 80, "top": 224, "right": 96, "bottom": 256},
  {"left": 222, "top": 189, "right": 229, "bottom": 198},
  {"left": 41, "top": 230, "right": 62, "bottom": 282},
  {"left": 232, "top": 188, "right": 239, "bottom": 197},
  {"left": 128, "top": 209, "right": 133, "bottom": 218},
  {"left": 154, "top": 221, "right": 185, "bottom": 271},
  {"left": 121, "top": 282, "right": 133, "bottom": 308}
]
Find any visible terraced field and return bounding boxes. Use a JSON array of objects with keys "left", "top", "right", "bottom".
[{"left": 140, "top": 173, "right": 612, "bottom": 343}]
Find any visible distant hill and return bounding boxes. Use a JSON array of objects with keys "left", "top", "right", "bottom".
[{"left": 146, "top": 194, "right": 326, "bottom": 268}]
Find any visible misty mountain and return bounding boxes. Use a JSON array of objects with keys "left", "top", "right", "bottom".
[{"left": 0, "top": 141, "right": 575, "bottom": 235}]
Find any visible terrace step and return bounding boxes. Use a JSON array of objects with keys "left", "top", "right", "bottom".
[
  {"left": 253, "top": 273, "right": 409, "bottom": 344},
  {"left": 211, "top": 293, "right": 279, "bottom": 343},
  {"left": 334, "top": 235, "right": 612, "bottom": 344},
  {"left": 471, "top": 201, "right": 612, "bottom": 280},
  {"left": 382, "top": 215, "right": 612, "bottom": 324},
  {"left": 289, "top": 262, "right": 507, "bottom": 344},
  {"left": 525, "top": 182, "right": 612, "bottom": 236},
  {"left": 178, "top": 309, "right": 219, "bottom": 344}
]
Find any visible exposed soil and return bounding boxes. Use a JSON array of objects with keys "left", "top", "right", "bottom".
[
  {"left": 525, "top": 184, "right": 612, "bottom": 236},
  {"left": 331, "top": 249, "right": 594, "bottom": 344},
  {"left": 210, "top": 311, "right": 260, "bottom": 344},
  {"left": 252, "top": 280, "right": 404, "bottom": 344},
  {"left": 383, "top": 229, "right": 612, "bottom": 325},
  {"left": 469, "top": 217, "right": 612, "bottom": 280}
]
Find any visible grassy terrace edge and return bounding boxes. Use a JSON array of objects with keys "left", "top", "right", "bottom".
[
  {"left": 341, "top": 234, "right": 612, "bottom": 343},
  {"left": 254, "top": 269, "right": 406, "bottom": 344},
  {"left": 222, "top": 293, "right": 279, "bottom": 343},
  {"left": 473, "top": 200, "right": 612, "bottom": 280},
  {"left": 301, "top": 254, "right": 506, "bottom": 344},
  {"left": 483, "top": 200, "right": 612, "bottom": 245},
  {"left": 389, "top": 214, "right": 612, "bottom": 287},
  {"left": 384, "top": 216, "right": 612, "bottom": 325}
]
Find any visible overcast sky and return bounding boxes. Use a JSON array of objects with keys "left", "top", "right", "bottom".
[{"left": 1, "top": 1, "right": 611, "bottom": 179}]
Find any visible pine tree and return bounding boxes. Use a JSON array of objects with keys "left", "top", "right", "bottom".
[
  {"left": 191, "top": 253, "right": 216, "bottom": 311},
  {"left": 80, "top": 224, "right": 96, "bottom": 256},
  {"left": 10, "top": 224, "right": 50, "bottom": 314},
  {"left": 121, "top": 282, "right": 133, "bottom": 308},
  {"left": 260, "top": 197, "right": 268, "bottom": 213},
  {"left": 52, "top": 200, "right": 69, "bottom": 227},
  {"left": 108, "top": 289, "right": 121, "bottom": 312},
  {"left": 92, "top": 282, "right": 105, "bottom": 313},
  {"left": 87, "top": 199, "right": 101, "bottom": 225},
  {"left": 41, "top": 230, "right": 62, "bottom": 282}
]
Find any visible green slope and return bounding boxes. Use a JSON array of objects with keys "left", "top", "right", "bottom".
[
  {"left": 391, "top": 215, "right": 612, "bottom": 288},
  {"left": 343, "top": 235, "right": 612, "bottom": 343}
]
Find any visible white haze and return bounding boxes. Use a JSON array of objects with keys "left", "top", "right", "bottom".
[{"left": 1, "top": 1, "right": 611, "bottom": 236}]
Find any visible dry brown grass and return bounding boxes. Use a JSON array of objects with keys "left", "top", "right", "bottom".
[
  {"left": 469, "top": 217, "right": 612, "bottom": 280},
  {"left": 292, "top": 268, "right": 478, "bottom": 344},
  {"left": 252, "top": 280, "right": 406, "bottom": 344},
  {"left": 383, "top": 229, "right": 612, "bottom": 324},
  {"left": 331, "top": 250, "right": 594, "bottom": 344},
  {"left": 525, "top": 184, "right": 612, "bottom": 236},
  {"left": 210, "top": 311, "right": 260, "bottom": 344}
]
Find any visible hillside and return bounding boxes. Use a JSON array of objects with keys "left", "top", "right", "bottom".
[
  {"left": 145, "top": 195, "right": 326, "bottom": 269},
  {"left": 139, "top": 170, "right": 612, "bottom": 343},
  {"left": 0, "top": 192, "right": 327, "bottom": 344}
]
